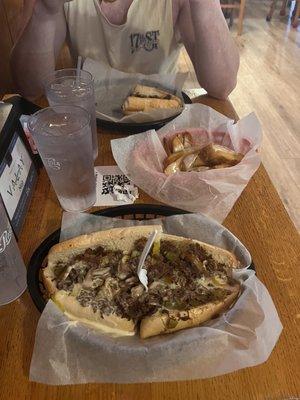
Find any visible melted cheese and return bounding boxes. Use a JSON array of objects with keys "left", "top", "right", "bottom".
[
  {"left": 212, "top": 274, "right": 227, "bottom": 285},
  {"left": 196, "top": 275, "right": 227, "bottom": 289},
  {"left": 82, "top": 269, "right": 94, "bottom": 289},
  {"left": 64, "top": 312, "right": 135, "bottom": 337},
  {"left": 196, "top": 277, "right": 212, "bottom": 288},
  {"left": 71, "top": 283, "right": 82, "bottom": 296},
  {"left": 61, "top": 261, "right": 87, "bottom": 281},
  {"left": 169, "top": 283, "right": 179, "bottom": 289}
]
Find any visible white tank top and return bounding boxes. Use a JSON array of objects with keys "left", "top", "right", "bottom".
[{"left": 64, "top": 0, "right": 183, "bottom": 74}]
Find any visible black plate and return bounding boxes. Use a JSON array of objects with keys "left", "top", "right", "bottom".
[
  {"left": 96, "top": 92, "right": 192, "bottom": 134},
  {"left": 27, "top": 204, "right": 255, "bottom": 312}
]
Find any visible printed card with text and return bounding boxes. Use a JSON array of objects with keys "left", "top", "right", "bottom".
[
  {"left": 0, "top": 133, "right": 37, "bottom": 235},
  {"left": 95, "top": 166, "right": 138, "bottom": 206}
]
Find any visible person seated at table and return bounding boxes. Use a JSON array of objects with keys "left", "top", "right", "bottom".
[{"left": 11, "top": 0, "right": 239, "bottom": 100}]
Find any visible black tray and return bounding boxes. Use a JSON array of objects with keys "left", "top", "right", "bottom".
[
  {"left": 27, "top": 204, "right": 255, "bottom": 313},
  {"left": 96, "top": 92, "right": 192, "bottom": 134}
]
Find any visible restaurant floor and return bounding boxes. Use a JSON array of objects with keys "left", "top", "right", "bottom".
[
  {"left": 0, "top": 0, "right": 299, "bottom": 230},
  {"left": 180, "top": 0, "right": 300, "bottom": 231}
]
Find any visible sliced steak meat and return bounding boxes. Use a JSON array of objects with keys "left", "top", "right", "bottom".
[
  {"left": 133, "top": 237, "right": 148, "bottom": 252},
  {"left": 53, "top": 236, "right": 238, "bottom": 321}
]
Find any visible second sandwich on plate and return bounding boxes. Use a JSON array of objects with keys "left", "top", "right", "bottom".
[{"left": 122, "top": 84, "right": 183, "bottom": 115}]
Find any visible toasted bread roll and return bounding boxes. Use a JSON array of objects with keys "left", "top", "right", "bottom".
[
  {"left": 122, "top": 96, "right": 181, "bottom": 113},
  {"left": 54, "top": 291, "right": 136, "bottom": 336},
  {"left": 140, "top": 283, "right": 240, "bottom": 339},
  {"left": 122, "top": 84, "right": 182, "bottom": 114},
  {"left": 161, "top": 233, "right": 239, "bottom": 267}
]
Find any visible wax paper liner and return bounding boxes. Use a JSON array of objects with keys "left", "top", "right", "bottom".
[
  {"left": 111, "top": 104, "right": 262, "bottom": 222},
  {"left": 83, "top": 58, "right": 187, "bottom": 123},
  {"left": 29, "top": 212, "right": 282, "bottom": 384}
]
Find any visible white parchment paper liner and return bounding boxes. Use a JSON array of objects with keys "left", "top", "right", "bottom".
[
  {"left": 111, "top": 104, "right": 262, "bottom": 222},
  {"left": 30, "top": 213, "right": 282, "bottom": 385},
  {"left": 83, "top": 58, "right": 187, "bottom": 123}
]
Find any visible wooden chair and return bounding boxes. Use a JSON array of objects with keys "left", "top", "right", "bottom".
[
  {"left": 220, "top": 0, "right": 246, "bottom": 35},
  {"left": 267, "top": 0, "right": 300, "bottom": 28}
]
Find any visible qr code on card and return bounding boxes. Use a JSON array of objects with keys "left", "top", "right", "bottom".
[{"left": 101, "top": 174, "right": 130, "bottom": 195}]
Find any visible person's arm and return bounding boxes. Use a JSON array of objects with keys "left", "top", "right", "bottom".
[
  {"left": 10, "top": 0, "right": 69, "bottom": 99},
  {"left": 176, "top": 0, "right": 240, "bottom": 100}
]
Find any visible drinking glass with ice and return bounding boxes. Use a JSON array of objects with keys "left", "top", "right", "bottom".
[
  {"left": 28, "top": 105, "right": 96, "bottom": 212},
  {"left": 45, "top": 68, "right": 98, "bottom": 160}
]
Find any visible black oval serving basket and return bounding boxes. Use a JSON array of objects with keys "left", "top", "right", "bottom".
[
  {"left": 96, "top": 92, "right": 192, "bottom": 134},
  {"left": 27, "top": 204, "right": 255, "bottom": 313}
]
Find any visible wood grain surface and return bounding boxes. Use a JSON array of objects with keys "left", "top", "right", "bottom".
[
  {"left": 0, "top": 96, "right": 299, "bottom": 400},
  {"left": 179, "top": 0, "right": 300, "bottom": 232}
]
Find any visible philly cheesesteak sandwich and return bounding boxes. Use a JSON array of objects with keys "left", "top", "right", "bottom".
[{"left": 43, "top": 226, "right": 241, "bottom": 338}]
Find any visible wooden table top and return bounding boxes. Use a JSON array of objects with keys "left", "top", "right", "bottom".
[{"left": 0, "top": 95, "right": 299, "bottom": 400}]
